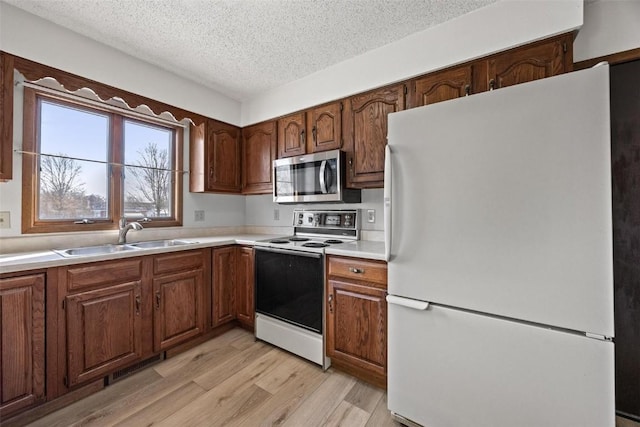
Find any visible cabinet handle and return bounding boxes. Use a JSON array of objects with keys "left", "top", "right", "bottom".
[
  {"left": 489, "top": 79, "right": 496, "bottom": 91},
  {"left": 328, "top": 294, "right": 333, "bottom": 313},
  {"left": 465, "top": 84, "right": 471, "bottom": 96},
  {"left": 312, "top": 126, "right": 317, "bottom": 144},
  {"left": 155, "top": 292, "right": 161, "bottom": 310},
  {"left": 300, "top": 129, "right": 306, "bottom": 147},
  {"left": 348, "top": 158, "right": 353, "bottom": 168},
  {"left": 348, "top": 267, "right": 364, "bottom": 274},
  {"left": 209, "top": 166, "right": 214, "bottom": 178},
  {"left": 135, "top": 295, "right": 141, "bottom": 316}
]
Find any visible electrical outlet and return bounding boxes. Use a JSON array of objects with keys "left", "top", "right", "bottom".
[
  {"left": 273, "top": 208, "right": 280, "bottom": 221},
  {"left": 367, "top": 209, "right": 375, "bottom": 223},
  {"left": 0, "top": 211, "right": 10, "bottom": 228},
  {"left": 194, "top": 210, "right": 205, "bottom": 222}
]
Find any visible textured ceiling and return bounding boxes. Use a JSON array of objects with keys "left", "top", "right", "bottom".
[{"left": 4, "top": 0, "right": 496, "bottom": 101}]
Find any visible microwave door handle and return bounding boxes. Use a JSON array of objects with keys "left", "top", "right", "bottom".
[{"left": 319, "top": 160, "right": 328, "bottom": 194}]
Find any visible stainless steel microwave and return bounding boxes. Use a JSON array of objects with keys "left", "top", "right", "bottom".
[{"left": 273, "top": 150, "right": 361, "bottom": 204}]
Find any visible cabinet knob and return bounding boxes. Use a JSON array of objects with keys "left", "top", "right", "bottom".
[
  {"left": 489, "top": 79, "right": 496, "bottom": 91},
  {"left": 135, "top": 295, "right": 141, "bottom": 316},
  {"left": 349, "top": 267, "right": 364, "bottom": 274},
  {"left": 312, "top": 126, "right": 317, "bottom": 144},
  {"left": 465, "top": 84, "right": 471, "bottom": 96},
  {"left": 155, "top": 292, "right": 161, "bottom": 310},
  {"left": 300, "top": 129, "right": 306, "bottom": 146},
  {"left": 328, "top": 294, "right": 333, "bottom": 313},
  {"left": 209, "top": 167, "right": 214, "bottom": 178}
]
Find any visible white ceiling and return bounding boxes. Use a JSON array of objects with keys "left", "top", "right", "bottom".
[{"left": 4, "top": 0, "right": 496, "bottom": 101}]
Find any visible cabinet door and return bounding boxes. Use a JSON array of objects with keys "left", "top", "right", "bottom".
[
  {"left": 487, "top": 35, "right": 570, "bottom": 90},
  {"left": 212, "top": 247, "right": 236, "bottom": 326},
  {"left": 277, "top": 112, "right": 306, "bottom": 158},
  {"left": 308, "top": 101, "right": 343, "bottom": 153},
  {"left": 235, "top": 247, "right": 255, "bottom": 328},
  {"left": 344, "top": 84, "right": 405, "bottom": 188},
  {"left": 0, "top": 274, "right": 45, "bottom": 417},
  {"left": 66, "top": 281, "right": 142, "bottom": 387},
  {"left": 326, "top": 280, "right": 387, "bottom": 377},
  {"left": 153, "top": 269, "right": 205, "bottom": 351},
  {"left": 409, "top": 65, "right": 473, "bottom": 108},
  {"left": 206, "top": 120, "right": 241, "bottom": 192},
  {"left": 242, "top": 121, "right": 277, "bottom": 194}
]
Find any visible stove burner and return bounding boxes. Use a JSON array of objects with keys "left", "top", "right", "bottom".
[
  {"left": 324, "top": 239, "right": 344, "bottom": 245},
  {"left": 288, "top": 237, "right": 310, "bottom": 242},
  {"left": 302, "top": 242, "right": 329, "bottom": 248},
  {"left": 270, "top": 239, "right": 290, "bottom": 244}
]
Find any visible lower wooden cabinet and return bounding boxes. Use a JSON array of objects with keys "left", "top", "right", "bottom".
[
  {"left": 235, "top": 246, "right": 255, "bottom": 328},
  {"left": 65, "top": 281, "right": 143, "bottom": 386},
  {"left": 0, "top": 274, "right": 45, "bottom": 418},
  {"left": 326, "top": 256, "right": 387, "bottom": 388}
]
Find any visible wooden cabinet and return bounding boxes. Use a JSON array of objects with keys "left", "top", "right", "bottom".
[
  {"left": 65, "top": 281, "right": 143, "bottom": 387},
  {"left": 343, "top": 84, "right": 405, "bottom": 188},
  {"left": 484, "top": 34, "right": 572, "bottom": 91},
  {"left": 242, "top": 121, "right": 277, "bottom": 194},
  {"left": 308, "top": 101, "right": 343, "bottom": 153},
  {"left": 212, "top": 246, "right": 236, "bottom": 326},
  {"left": 409, "top": 65, "right": 473, "bottom": 108},
  {"left": 0, "top": 274, "right": 45, "bottom": 417},
  {"left": 0, "top": 52, "right": 13, "bottom": 181},
  {"left": 326, "top": 256, "right": 387, "bottom": 388},
  {"left": 277, "top": 112, "right": 306, "bottom": 158},
  {"left": 189, "top": 119, "right": 241, "bottom": 193},
  {"left": 152, "top": 250, "right": 206, "bottom": 351},
  {"left": 235, "top": 246, "right": 255, "bottom": 328}
]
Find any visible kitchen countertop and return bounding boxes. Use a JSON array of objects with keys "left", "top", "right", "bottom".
[{"left": 0, "top": 234, "right": 386, "bottom": 274}]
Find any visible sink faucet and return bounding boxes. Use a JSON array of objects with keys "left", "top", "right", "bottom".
[{"left": 118, "top": 218, "right": 143, "bottom": 244}]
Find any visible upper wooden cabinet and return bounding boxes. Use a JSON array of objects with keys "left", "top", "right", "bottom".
[
  {"left": 481, "top": 33, "right": 572, "bottom": 91},
  {"left": 0, "top": 274, "right": 45, "bottom": 418},
  {"left": 0, "top": 52, "right": 13, "bottom": 181},
  {"left": 308, "top": 101, "right": 343, "bottom": 153},
  {"left": 277, "top": 112, "right": 306, "bottom": 158},
  {"left": 189, "top": 119, "right": 241, "bottom": 193},
  {"left": 242, "top": 121, "right": 277, "bottom": 194},
  {"left": 343, "top": 84, "right": 405, "bottom": 188},
  {"left": 409, "top": 65, "right": 473, "bottom": 108}
]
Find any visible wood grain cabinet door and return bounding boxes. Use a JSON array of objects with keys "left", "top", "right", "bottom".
[
  {"left": 65, "top": 281, "right": 142, "bottom": 387},
  {"left": 153, "top": 269, "right": 205, "bottom": 352},
  {"left": 206, "top": 120, "right": 241, "bottom": 192},
  {"left": 277, "top": 112, "right": 306, "bottom": 158},
  {"left": 235, "top": 247, "right": 255, "bottom": 328},
  {"left": 308, "top": 101, "right": 343, "bottom": 153},
  {"left": 0, "top": 274, "right": 45, "bottom": 417},
  {"left": 0, "top": 52, "right": 13, "bottom": 182},
  {"left": 409, "top": 65, "right": 473, "bottom": 108},
  {"left": 242, "top": 121, "right": 277, "bottom": 194},
  {"left": 487, "top": 35, "right": 571, "bottom": 90},
  {"left": 326, "top": 279, "right": 387, "bottom": 377},
  {"left": 212, "top": 247, "right": 236, "bottom": 326},
  {"left": 344, "top": 84, "right": 405, "bottom": 188}
]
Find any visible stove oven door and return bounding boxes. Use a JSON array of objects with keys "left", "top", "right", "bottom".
[{"left": 255, "top": 247, "right": 323, "bottom": 334}]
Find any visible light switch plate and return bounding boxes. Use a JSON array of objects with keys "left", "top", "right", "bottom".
[
  {"left": 367, "top": 209, "right": 375, "bottom": 223},
  {"left": 0, "top": 211, "right": 10, "bottom": 229}
]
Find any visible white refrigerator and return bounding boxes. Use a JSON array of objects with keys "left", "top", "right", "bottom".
[{"left": 384, "top": 65, "right": 615, "bottom": 427}]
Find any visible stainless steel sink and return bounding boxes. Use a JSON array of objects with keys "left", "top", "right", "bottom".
[
  {"left": 128, "top": 239, "right": 194, "bottom": 249},
  {"left": 54, "top": 244, "right": 140, "bottom": 258}
]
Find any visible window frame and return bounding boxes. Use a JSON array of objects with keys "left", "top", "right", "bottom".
[{"left": 22, "top": 87, "right": 183, "bottom": 234}]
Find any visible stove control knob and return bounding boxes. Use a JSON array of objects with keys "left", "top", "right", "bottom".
[{"left": 298, "top": 219, "right": 303, "bottom": 225}]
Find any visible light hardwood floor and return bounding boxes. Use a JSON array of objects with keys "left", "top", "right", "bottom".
[
  {"left": 5, "top": 328, "right": 639, "bottom": 427},
  {"left": 7, "top": 328, "right": 398, "bottom": 427}
]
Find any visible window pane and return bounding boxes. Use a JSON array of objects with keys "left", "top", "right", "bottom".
[
  {"left": 38, "top": 101, "right": 109, "bottom": 220},
  {"left": 123, "top": 120, "right": 173, "bottom": 219}
]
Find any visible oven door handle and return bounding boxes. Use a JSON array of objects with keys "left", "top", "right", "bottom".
[{"left": 255, "top": 246, "right": 323, "bottom": 259}]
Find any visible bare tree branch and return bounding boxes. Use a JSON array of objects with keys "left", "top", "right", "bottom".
[{"left": 126, "top": 142, "right": 170, "bottom": 216}]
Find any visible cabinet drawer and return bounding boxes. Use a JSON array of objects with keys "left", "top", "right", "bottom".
[
  {"left": 327, "top": 256, "right": 387, "bottom": 286},
  {"left": 153, "top": 250, "right": 204, "bottom": 275},
  {"left": 67, "top": 258, "right": 142, "bottom": 292}
]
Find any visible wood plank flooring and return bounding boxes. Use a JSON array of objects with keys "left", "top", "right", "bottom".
[
  {"left": 7, "top": 328, "right": 397, "bottom": 427},
  {"left": 5, "top": 328, "right": 639, "bottom": 427}
]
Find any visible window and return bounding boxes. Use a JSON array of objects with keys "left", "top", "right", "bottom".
[{"left": 22, "top": 87, "right": 183, "bottom": 233}]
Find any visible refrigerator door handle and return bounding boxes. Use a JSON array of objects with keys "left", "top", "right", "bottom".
[
  {"left": 384, "top": 145, "right": 392, "bottom": 261},
  {"left": 387, "top": 295, "right": 430, "bottom": 310}
]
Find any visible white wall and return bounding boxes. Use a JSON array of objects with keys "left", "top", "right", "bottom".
[
  {"left": 0, "top": 2, "right": 241, "bottom": 125},
  {"left": 573, "top": 0, "right": 640, "bottom": 62},
  {"left": 240, "top": 0, "right": 584, "bottom": 126}
]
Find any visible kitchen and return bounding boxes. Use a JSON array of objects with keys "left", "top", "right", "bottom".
[{"left": 1, "top": 0, "right": 639, "bottom": 426}]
